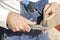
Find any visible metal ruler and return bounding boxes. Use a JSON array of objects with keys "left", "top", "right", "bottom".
[{"left": 31, "top": 25, "right": 48, "bottom": 31}]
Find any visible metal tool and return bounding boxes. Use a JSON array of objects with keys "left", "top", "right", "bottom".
[{"left": 31, "top": 25, "right": 48, "bottom": 31}]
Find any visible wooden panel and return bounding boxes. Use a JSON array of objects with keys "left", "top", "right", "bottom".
[{"left": 55, "top": 24, "right": 60, "bottom": 32}]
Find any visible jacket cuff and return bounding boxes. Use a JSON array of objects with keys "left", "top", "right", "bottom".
[{"left": 0, "top": 6, "right": 10, "bottom": 29}]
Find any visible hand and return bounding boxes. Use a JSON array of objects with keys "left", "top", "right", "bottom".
[
  {"left": 43, "top": 2, "right": 60, "bottom": 24},
  {"left": 7, "top": 11, "right": 36, "bottom": 32}
]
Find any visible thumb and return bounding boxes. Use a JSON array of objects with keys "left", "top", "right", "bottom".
[
  {"left": 27, "top": 20, "right": 36, "bottom": 25},
  {"left": 25, "top": 18, "right": 36, "bottom": 25}
]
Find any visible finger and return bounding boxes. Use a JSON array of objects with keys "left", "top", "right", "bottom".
[
  {"left": 7, "top": 22, "right": 16, "bottom": 32},
  {"left": 19, "top": 24, "right": 25, "bottom": 32},
  {"left": 54, "top": 5, "right": 60, "bottom": 14},
  {"left": 24, "top": 23, "right": 31, "bottom": 32},
  {"left": 14, "top": 25, "right": 20, "bottom": 32},
  {"left": 47, "top": 8, "right": 60, "bottom": 20},
  {"left": 45, "top": 6, "right": 52, "bottom": 14},
  {"left": 12, "top": 20, "right": 21, "bottom": 32},
  {"left": 23, "top": 18, "right": 36, "bottom": 25},
  {"left": 43, "top": 4, "right": 51, "bottom": 12},
  {"left": 43, "top": 4, "right": 51, "bottom": 25},
  {"left": 7, "top": 18, "right": 17, "bottom": 32},
  {"left": 46, "top": 2, "right": 59, "bottom": 14},
  {"left": 47, "top": 12, "right": 56, "bottom": 21},
  {"left": 54, "top": 6, "right": 60, "bottom": 14}
]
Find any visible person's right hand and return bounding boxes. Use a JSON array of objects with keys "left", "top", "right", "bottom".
[
  {"left": 7, "top": 11, "right": 36, "bottom": 32},
  {"left": 43, "top": 2, "right": 60, "bottom": 25}
]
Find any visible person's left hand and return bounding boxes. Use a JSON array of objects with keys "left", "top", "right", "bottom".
[{"left": 43, "top": 2, "right": 60, "bottom": 24}]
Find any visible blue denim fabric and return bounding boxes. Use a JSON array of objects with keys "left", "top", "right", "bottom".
[
  {"left": 4, "top": 33, "right": 48, "bottom": 40},
  {"left": 3, "top": 29, "right": 48, "bottom": 40},
  {"left": 21, "top": 0, "right": 48, "bottom": 23},
  {"left": 23, "top": 1, "right": 29, "bottom": 7},
  {"left": 1, "top": 0, "right": 49, "bottom": 40}
]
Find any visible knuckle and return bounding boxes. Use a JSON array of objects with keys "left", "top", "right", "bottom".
[
  {"left": 20, "top": 26, "right": 25, "bottom": 31},
  {"left": 43, "top": 4, "right": 50, "bottom": 12}
]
